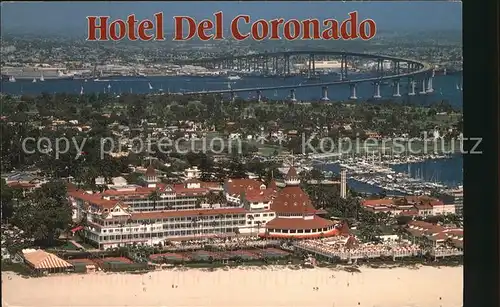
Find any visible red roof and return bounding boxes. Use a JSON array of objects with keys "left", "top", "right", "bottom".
[
  {"left": 265, "top": 216, "right": 334, "bottom": 230},
  {"left": 339, "top": 221, "right": 351, "bottom": 235},
  {"left": 225, "top": 178, "right": 264, "bottom": 196},
  {"left": 145, "top": 164, "right": 156, "bottom": 177},
  {"left": 285, "top": 166, "right": 298, "bottom": 180},
  {"left": 415, "top": 203, "right": 433, "bottom": 210},
  {"left": 71, "top": 226, "right": 84, "bottom": 233},
  {"left": 408, "top": 220, "right": 436, "bottom": 229},
  {"left": 400, "top": 209, "right": 419, "bottom": 216},
  {"left": 245, "top": 188, "right": 276, "bottom": 202},
  {"left": 7, "top": 182, "right": 36, "bottom": 189},
  {"left": 68, "top": 190, "right": 120, "bottom": 209},
  {"left": 270, "top": 185, "right": 316, "bottom": 214},
  {"left": 362, "top": 199, "right": 395, "bottom": 207},
  {"left": 268, "top": 180, "right": 278, "bottom": 191}
]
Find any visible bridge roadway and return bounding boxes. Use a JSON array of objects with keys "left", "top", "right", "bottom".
[
  {"left": 178, "top": 51, "right": 433, "bottom": 95},
  {"left": 177, "top": 50, "right": 427, "bottom": 66}
]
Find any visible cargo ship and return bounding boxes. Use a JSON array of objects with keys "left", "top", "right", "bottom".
[{"left": 1, "top": 67, "right": 75, "bottom": 81}]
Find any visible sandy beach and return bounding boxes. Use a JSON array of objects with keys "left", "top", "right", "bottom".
[{"left": 2, "top": 265, "right": 462, "bottom": 307}]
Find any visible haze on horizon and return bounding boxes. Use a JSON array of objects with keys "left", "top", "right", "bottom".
[{"left": 1, "top": 1, "right": 462, "bottom": 37}]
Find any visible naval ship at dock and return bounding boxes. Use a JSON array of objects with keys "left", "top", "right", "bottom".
[{"left": 1, "top": 67, "right": 75, "bottom": 81}]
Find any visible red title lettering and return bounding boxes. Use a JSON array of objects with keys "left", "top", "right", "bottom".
[
  {"left": 86, "top": 13, "right": 165, "bottom": 41},
  {"left": 86, "top": 11, "right": 377, "bottom": 41},
  {"left": 173, "top": 11, "right": 375, "bottom": 41}
]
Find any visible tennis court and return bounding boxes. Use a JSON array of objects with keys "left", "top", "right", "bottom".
[
  {"left": 67, "top": 258, "right": 95, "bottom": 266},
  {"left": 93, "top": 256, "right": 133, "bottom": 267},
  {"left": 149, "top": 253, "right": 189, "bottom": 263},
  {"left": 256, "top": 248, "right": 290, "bottom": 258},
  {"left": 188, "top": 250, "right": 219, "bottom": 261},
  {"left": 226, "top": 250, "right": 260, "bottom": 260}
]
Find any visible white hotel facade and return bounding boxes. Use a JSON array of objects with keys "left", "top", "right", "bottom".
[{"left": 69, "top": 166, "right": 341, "bottom": 249}]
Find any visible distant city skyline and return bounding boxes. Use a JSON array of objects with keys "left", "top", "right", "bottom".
[{"left": 1, "top": 1, "right": 462, "bottom": 36}]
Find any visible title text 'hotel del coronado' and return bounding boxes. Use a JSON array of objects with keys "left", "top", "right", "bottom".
[{"left": 68, "top": 165, "right": 347, "bottom": 249}]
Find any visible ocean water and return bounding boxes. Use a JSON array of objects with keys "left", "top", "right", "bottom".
[
  {"left": 1, "top": 73, "right": 463, "bottom": 107},
  {"left": 391, "top": 154, "right": 463, "bottom": 187}
]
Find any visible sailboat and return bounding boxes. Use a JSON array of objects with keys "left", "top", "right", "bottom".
[
  {"left": 456, "top": 83, "right": 460, "bottom": 90},
  {"left": 8, "top": 76, "right": 16, "bottom": 82},
  {"left": 80, "top": 86, "right": 84, "bottom": 95},
  {"left": 40, "top": 74, "right": 45, "bottom": 82},
  {"left": 148, "top": 83, "right": 153, "bottom": 90},
  {"left": 274, "top": 90, "right": 278, "bottom": 97},
  {"left": 460, "top": 84, "right": 463, "bottom": 91},
  {"left": 227, "top": 82, "right": 231, "bottom": 89},
  {"left": 107, "top": 83, "right": 111, "bottom": 91},
  {"left": 32, "top": 78, "right": 37, "bottom": 83}
]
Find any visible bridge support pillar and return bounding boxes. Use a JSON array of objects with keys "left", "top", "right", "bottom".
[
  {"left": 312, "top": 54, "right": 316, "bottom": 76},
  {"left": 341, "top": 55, "right": 348, "bottom": 80},
  {"left": 290, "top": 89, "right": 297, "bottom": 102},
  {"left": 426, "top": 77, "right": 434, "bottom": 93},
  {"left": 321, "top": 86, "right": 329, "bottom": 101},
  {"left": 419, "top": 78, "right": 427, "bottom": 94},
  {"left": 393, "top": 80, "right": 401, "bottom": 97},
  {"left": 256, "top": 90, "right": 262, "bottom": 102},
  {"left": 373, "top": 82, "right": 382, "bottom": 99},
  {"left": 349, "top": 84, "right": 357, "bottom": 100},
  {"left": 409, "top": 79, "right": 416, "bottom": 96}
]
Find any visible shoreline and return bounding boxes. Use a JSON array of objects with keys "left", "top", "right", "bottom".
[{"left": 2, "top": 265, "right": 463, "bottom": 307}]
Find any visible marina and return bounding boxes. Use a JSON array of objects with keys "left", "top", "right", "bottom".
[{"left": 295, "top": 151, "right": 460, "bottom": 196}]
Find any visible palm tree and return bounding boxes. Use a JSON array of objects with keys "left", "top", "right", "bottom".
[
  {"left": 142, "top": 220, "right": 152, "bottom": 246},
  {"left": 248, "top": 215, "right": 255, "bottom": 236},
  {"left": 217, "top": 191, "right": 226, "bottom": 205},
  {"left": 191, "top": 218, "right": 199, "bottom": 238},
  {"left": 256, "top": 221, "right": 262, "bottom": 237},
  {"left": 197, "top": 213, "right": 204, "bottom": 236},
  {"left": 207, "top": 193, "right": 217, "bottom": 208},
  {"left": 148, "top": 189, "right": 160, "bottom": 210},
  {"left": 210, "top": 221, "right": 217, "bottom": 235},
  {"left": 217, "top": 214, "right": 224, "bottom": 232},
  {"left": 195, "top": 198, "right": 202, "bottom": 209}
]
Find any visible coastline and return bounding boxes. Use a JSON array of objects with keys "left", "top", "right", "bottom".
[{"left": 2, "top": 265, "right": 463, "bottom": 307}]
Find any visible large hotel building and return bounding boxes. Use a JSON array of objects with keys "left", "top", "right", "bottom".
[{"left": 68, "top": 166, "right": 345, "bottom": 249}]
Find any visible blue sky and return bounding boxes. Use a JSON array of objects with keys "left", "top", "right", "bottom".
[{"left": 1, "top": 1, "right": 462, "bottom": 35}]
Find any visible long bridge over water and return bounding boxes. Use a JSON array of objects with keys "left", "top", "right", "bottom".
[{"left": 175, "top": 50, "right": 435, "bottom": 101}]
